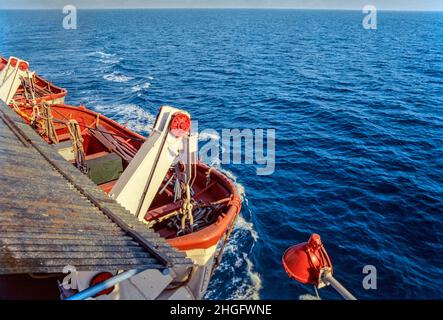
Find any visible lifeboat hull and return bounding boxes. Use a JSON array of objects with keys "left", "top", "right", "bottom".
[{"left": 0, "top": 56, "right": 67, "bottom": 106}]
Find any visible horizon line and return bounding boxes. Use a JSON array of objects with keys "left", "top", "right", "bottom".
[{"left": 1, "top": 7, "right": 443, "bottom": 12}]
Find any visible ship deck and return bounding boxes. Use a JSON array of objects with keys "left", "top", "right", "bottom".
[{"left": 0, "top": 100, "right": 192, "bottom": 275}]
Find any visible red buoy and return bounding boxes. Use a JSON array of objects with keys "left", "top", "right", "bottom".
[
  {"left": 282, "top": 233, "right": 333, "bottom": 286},
  {"left": 170, "top": 112, "right": 191, "bottom": 137}
]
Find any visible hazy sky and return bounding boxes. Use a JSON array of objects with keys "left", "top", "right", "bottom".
[{"left": 1, "top": 0, "right": 443, "bottom": 11}]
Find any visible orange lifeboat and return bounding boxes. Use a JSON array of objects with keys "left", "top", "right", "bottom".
[
  {"left": 10, "top": 102, "right": 241, "bottom": 254},
  {"left": 0, "top": 56, "right": 67, "bottom": 106}
]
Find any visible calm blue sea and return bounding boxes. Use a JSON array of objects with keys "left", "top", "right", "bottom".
[{"left": 0, "top": 9, "right": 442, "bottom": 300}]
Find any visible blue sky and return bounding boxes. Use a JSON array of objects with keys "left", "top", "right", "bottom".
[{"left": 1, "top": 1, "right": 443, "bottom": 11}]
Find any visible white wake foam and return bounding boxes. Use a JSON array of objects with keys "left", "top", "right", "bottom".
[
  {"left": 92, "top": 103, "right": 155, "bottom": 134},
  {"left": 103, "top": 72, "right": 134, "bottom": 83},
  {"left": 131, "top": 82, "right": 151, "bottom": 92},
  {"left": 235, "top": 253, "right": 262, "bottom": 300},
  {"left": 236, "top": 215, "right": 259, "bottom": 242},
  {"left": 93, "top": 51, "right": 114, "bottom": 58},
  {"left": 90, "top": 51, "right": 121, "bottom": 65}
]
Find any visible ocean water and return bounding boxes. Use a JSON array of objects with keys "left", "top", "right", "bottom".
[{"left": 0, "top": 9, "right": 442, "bottom": 300}]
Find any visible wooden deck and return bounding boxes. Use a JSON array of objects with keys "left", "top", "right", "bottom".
[{"left": 0, "top": 101, "right": 192, "bottom": 274}]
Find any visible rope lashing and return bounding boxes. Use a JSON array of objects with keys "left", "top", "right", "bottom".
[
  {"left": 67, "top": 119, "right": 88, "bottom": 174},
  {"left": 180, "top": 183, "right": 194, "bottom": 233},
  {"left": 40, "top": 102, "right": 59, "bottom": 144},
  {"left": 24, "top": 72, "right": 40, "bottom": 126}
]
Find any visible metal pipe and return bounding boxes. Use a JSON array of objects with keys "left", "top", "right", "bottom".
[
  {"left": 323, "top": 273, "right": 357, "bottom": 300},
  {"left": 65, "top": 269, "right": 140, "bottom": 300}
]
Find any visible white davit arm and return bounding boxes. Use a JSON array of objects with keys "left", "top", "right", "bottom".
[
  {"left": 110, "top": 106, "right": 198, "bottom": 222},
  {"left": 0, "top": 57, "right": 30, "bottom": 104}
]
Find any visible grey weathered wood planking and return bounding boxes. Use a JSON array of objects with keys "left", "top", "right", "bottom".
[{"left": 0, "top": 101, "right": 192, "bottom": 274}]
